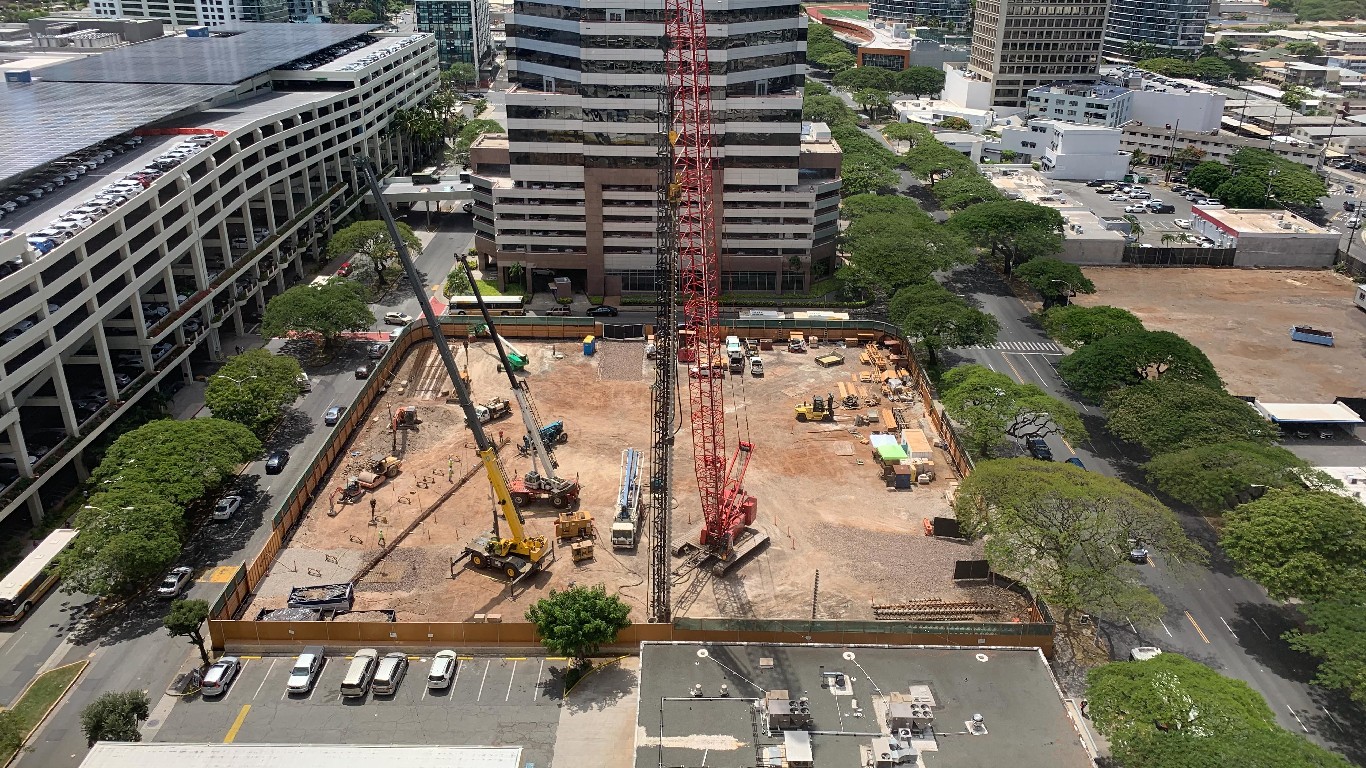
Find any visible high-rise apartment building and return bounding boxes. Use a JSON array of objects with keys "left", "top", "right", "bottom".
[
  {"left": 966, "top": 0, "right": 1109, "bottom": 108},
  {"left": 469, "top": 1, "right": 842, "bottom": 294},
  {"left": 415, "top": 0, "right": 493, "bottom": 70},
  {"left": 1103, "top": 0, "right": 1208, "bottom": 60},
  {"left": 869, "top": 0, "right": 970, "bottom": 31},
  {"left": 90, "top": 0, "right": 287, "bottom": 25}
]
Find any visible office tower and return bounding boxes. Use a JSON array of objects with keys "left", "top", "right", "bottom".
[{"left": 967, "top": 0, "right": 1109, "bottom": 108}]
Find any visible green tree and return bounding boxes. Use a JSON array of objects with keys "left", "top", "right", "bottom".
[
  {"left": 346, "top": 8, "right": 376, "bottom": 22},
  {"left": 1058, "top": 330, "right": 1221, "bottom": 401},
  {"left": 887, "top": 282, "right": 999, "bottom": 364},
  {"left": 325, "top": 220, "right": 422, "bottom": 288},
  {"left": 1215, "top": 175, "right": 1273, "bottom": 208},
  {"left": 1137, "top": 56, "right": 1200, "bottom": 79},
  {"left": 444, "top": 62, "right": 477, "bottom": 88},
  {"left": 939, "top": 364, "right": 1086, "bottom": 457},
  {"left": 1281, "top": 83, "right": 1309, "bottom": 109},
  {"left": 957, "top": 459, "right": 1203, "bottom": 629},
  {"left": 840, "top": 214, "right": 970, "bottom": 299},
  {"left": 803, "top": 94, "right": 850, "bottom": 124},
  {"left": 261, "top": 280, "right": 377, "bottom": 348},
  {"left": 1113, "top": 728, "right": 1353, "bottom": 768},
  {"left": 840, "top": 193, "right": 926, "bottom": 221},
  {"left": 1040, "top": 305, "right": 1144, "bottom": 347},
  {"left": 896, "top": 65, "right": 946, "bottom": 97},
  {"left": 443, "top": 266, "right": 473, "bottom": 298},
  {"left": 936, "top": 116, "right": 972, "bottom": 131},
  {"left": 1224, "top": 148, "right": 1327, "bottom": 206},
  {"left": 453, "top": 118, "right": 503, "bottom": 166},
  {"left": 932, "top": 173, "right": 1004, "bottom": 210},
  {"left": 904, "top": 141, "right": 971, "bottom": 186},
  {"left": 1221, "top": 490, "right": 1366, "bottom": 601},
  {"left": 881, "top": 121, "right": 930, "bottom": 146},
  {"left": 165, "top": 599, "right": 213, "bottom": 668},
  {"left": 1104, "top": 379, "right": 1276, "bottom": 455},
  {"left": 1287, "top": 591, "right": 1366, "bottom": 706},
  {"left": 1144, "top": 442, "right": 1308, "bottom": 513},
  {"left": 951, "top": 200, "right": 1066, "bottom": 276},
  {"left": 57, "top": 490, "right": 184, "bottom": 597},
  {"left": 853, "top": 88, "right": 892, "bottom": 119},
  {"left": 93, "top": 419, "right": 262, "bottom": 505},
  {"left": 816, "top": 50, "right": 857, "bottom": 74},
  {"left": 80, "top": 690, "right": 150, "bottom": 744},
  {"left": 1188, "top": 161, "right": 1232, "bottom": 195},
  {"left": 804, "top": 79, "right": 830, "bottom": 97},
  {"left": 1123, "top": 214, "right": 1145, "bottom": 243},
  {"left": 525, "top": 584, "right": 631, "bottom": 667},
  {"left": 1087, "top": 653, "right": 1278, "bottom": 756},
  {"left": 833, "top": 66, "right": 896, "bottom": 92},
  {"left": 203, "top": 349, "right": 303, "bottom": 435},
  {"left": 1194, "top": 56, "right": 1235, "bottom": 81},
  {"left": 1014, "top": 258, "right": 1096, "bottom": 307},
  {"left": 1129, "top": 148, "right": 1149, "bottom": 169}
]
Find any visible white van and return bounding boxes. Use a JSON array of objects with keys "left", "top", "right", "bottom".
[{"left": 340, "top": 648, "right": 379, "bottom": 698}]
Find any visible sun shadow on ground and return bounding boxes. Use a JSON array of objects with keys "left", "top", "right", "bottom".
[{"left": 558, "top": 658, "right": 638, "bottom": 714}]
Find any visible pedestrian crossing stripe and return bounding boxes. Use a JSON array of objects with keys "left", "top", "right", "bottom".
[{"left": 954, "top": 341, "right": 1064, "bottom": 353}]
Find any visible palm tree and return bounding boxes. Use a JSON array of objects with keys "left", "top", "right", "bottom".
[
  {"left": 1160, "top": 232, "right": 1179, "bottom": 246},
  {"left": 1128, "top": 148, "right": 1148, "bottom": 169},
  {"left": 1123, "top": 214, "right": 1144, "bottom": 243}
]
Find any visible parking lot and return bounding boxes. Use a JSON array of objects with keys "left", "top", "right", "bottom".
[
  {"left": 152, "top": 652, "right": 568, "bottom": 764},
  {"left": 1047, "top": 177, "right": 1210, "bottom": 246}
]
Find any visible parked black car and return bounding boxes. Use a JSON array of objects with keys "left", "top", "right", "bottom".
[{"left": 1025, "top": 437, "right": 1053, "bottom": 461}]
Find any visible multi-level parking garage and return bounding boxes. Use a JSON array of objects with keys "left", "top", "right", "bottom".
[{"left": 0, "top": 23, "right": 437, "bottom": 525}]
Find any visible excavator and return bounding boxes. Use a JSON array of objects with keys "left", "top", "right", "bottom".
[
  {"left": 357, "top": 158, "right": 548, "bottom": 582},
  {"left": 463, "top": 262, "right": 582, "bottom": 511}
]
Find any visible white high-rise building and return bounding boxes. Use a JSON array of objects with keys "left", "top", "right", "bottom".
[{"left": 468, "top": 1, "right": 842, "bottom": 294}]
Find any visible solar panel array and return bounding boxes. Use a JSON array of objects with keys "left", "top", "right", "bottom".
[
  {"left": 37, "top": 23, "right": 379, "bottom": 85},
  {"left": 0, "top": 81, "right": 234, "bottom": 189}
]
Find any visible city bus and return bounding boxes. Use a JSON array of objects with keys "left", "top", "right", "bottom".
[
  {"left": 447, "top": 295, "right": 526, "bottom": 316},
  {"left": 0, "top": 528, "right": 79, "bottom": 623}
]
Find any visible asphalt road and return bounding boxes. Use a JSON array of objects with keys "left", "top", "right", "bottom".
[
  {"left": 2, "top": 212, "right": 477, "bottom": 767},
  {"left": 940, "top": 264, "right": 1366, "bottom": 762}
]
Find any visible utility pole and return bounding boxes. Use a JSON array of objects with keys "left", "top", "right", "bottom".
[
  {"left": 811, "top": 569, "right": 820, "bottom": 621},
  {"left": 1163, "top": 120, "right": 1181, "bottom": 182}
]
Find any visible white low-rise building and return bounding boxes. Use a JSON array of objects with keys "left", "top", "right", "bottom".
[
  {"left": 893, "top": 98, "right": 996, "bottom": 131},
  {"left": 1026, "top": 82, "right": 1131, "bottom": 128},
  {"left": 1189, "top": 207, "right": 1340, "bottom": 267},
  {"left": 999, "top": 120, "right": 1129, "bottom": 180}
]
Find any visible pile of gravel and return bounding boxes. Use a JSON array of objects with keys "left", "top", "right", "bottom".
[{"left": 596, "top": 341, "right": 645, "bottom": 381}]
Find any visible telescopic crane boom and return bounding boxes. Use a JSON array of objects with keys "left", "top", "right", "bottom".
[
  {"left": 461, "top": 262, "right": 581, "bottom": 510},
  {"left": 356, "top": 158, "right": 547, "bottom": 581}
]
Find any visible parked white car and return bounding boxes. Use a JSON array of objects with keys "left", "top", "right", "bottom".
[
  {"left": 1173, "top": 219, "right": 1191, "bottom": 229},
  {"left": 1124, "top": 204, "right": 1147, "bottom": 213}
]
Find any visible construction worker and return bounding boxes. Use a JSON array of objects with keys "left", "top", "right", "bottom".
[{"left": 826, "top": 393, "right": 834, "bottom": 413}]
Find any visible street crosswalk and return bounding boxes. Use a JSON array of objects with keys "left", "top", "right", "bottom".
[{"left": 954, "top": 341, "right": 1064, "bottom": 354}]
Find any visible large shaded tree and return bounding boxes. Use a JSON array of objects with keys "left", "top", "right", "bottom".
[
  {"left": 261, "top": 279, "right": 377, "bottom": 348},
  {"left": 526, "top": 584, "right": 630, "bottom": 668},
  {"left": 950, "top": 200, "right": 1065, "bottom": 276},
  {"left": 896, "top": 65, "right": 946, "bottom": 97},
  {"left": 887, "top": 282, "right": 999, "bottom": 364},
  {"left": 1087, "top": 653, "right": 1278, "bottom": 756},
  {"left": 325, "top": 220, "right": 422, "bottom": 288},
  {"left": 1187, "top": 161, "right": 1231, "bottom": 195},
  {"left": 80, "top": 691, "right": 150, "bottom": 744},
  {"left": 939, "top": 364, "right": 1086, "bottom": 457},
  {"left": 1040, "top": 305, "right": 1144, "bottom": 347},
  {"left": 1221, "top": 490, "right": 1366, "bottom": 602},
  {"left": 904, "top": 141, "right": 972, "bottom": 186},
  {"left": 1014, "top": 258, "right": 1095, "bottom": 307},
  {"left": 1287, "top": 590, "right": 1366, "bottom": 707},
  {"left": 1113, "top": 728, "right": 1352, "bottom": 768},
  {"left": 840, "top": 214, "right": 970, "bottom": 299},
  {"left": 931, "top": 173, "right": 1004, "bottom": 210},
  {"left": 1103, "top": 379, "right": 1276, "bottom": 454},
  {"left": 840, "top": 193, "right": 927, "bottom": 222},
  {"left": 58, "top": 493, "right": 183, "bottom": 597},
  {"left": 1144, "top": 442, "right": 1308, "bottom": 513},
  {"left": 91, "top": 419, "right": 262, "bottom": 506},
  {"left": 834, "top": 66, "right": 896, "bottom": 92},
  {"left": 1058, "top": 330, "right": 1221, "bottom": 401},
  {"left": 803, "top": 94, "right": 850, "bottom": 124},
  {"left": 203, "top": 349, "right": 303, "bottom": 435},
  {"left": 956, "top": 459, "right": 1203, "bottom": 629}
]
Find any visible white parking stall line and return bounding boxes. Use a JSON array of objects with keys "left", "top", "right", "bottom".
[
  {"left": 506, "top": 659, "right": 518, "bottom": 702},
  {"left": 224, "top": 659, "right": 249, "bottom": 701},
  {"left": 254, "top": 659, "right": 276, "bottom": 700},
  {"left": 533, "top": 659, "right": 544, "bottom": 701},
  {"left": 449, "top": 659, "right": 464, "bottom": 700},
  {"left": 476, "top": 659, "right": 491, "bottom": 702}
]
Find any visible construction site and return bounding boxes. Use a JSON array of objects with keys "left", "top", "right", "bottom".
[{"left": 246, "top": 326, "right": 1033, "bottom": 625}]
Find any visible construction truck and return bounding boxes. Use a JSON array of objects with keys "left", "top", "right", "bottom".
[
  {"left": 472, "top": 323, "right": 529, "bottom": 371},
  {"left": 467, "top": 397, "right": 512, "bottom": 426},
  {"left": 794, "top": 394, "right": 835, "bottom": 422},
  {"left": 610, "top": 447, "right": 644, "bottom": 548},
  {"left": 357, "top": 157, "right": 548, "bottom": 584},
  {"left": 463, "top": 263, "right": 583, "bottom": 511}
]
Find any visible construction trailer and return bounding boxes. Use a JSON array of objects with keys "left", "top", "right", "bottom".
[{"left": 610, "top": 447, "right": 645, "bottom": 548}]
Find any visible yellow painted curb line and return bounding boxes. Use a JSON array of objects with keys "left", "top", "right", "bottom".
[
  {"left": 223, "top": 704, "right": 251, "bottom": 743},
  {"left": 562, "top": 655, "right": 628, "bottom": 698},
  {"left": 0, "top": 659, "right": 90, "bottom": 768}
]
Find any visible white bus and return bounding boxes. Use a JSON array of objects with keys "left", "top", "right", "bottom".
[
  {"left": 447, "top": 295, "right": 526, "bottom": 316},
  {"left": 0, "top": 528, "right": 79, "bottom": 623}
]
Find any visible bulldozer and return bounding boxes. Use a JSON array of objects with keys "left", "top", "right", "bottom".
[{"left": 794, "top": 394, "right": 835, "bottom": 423}]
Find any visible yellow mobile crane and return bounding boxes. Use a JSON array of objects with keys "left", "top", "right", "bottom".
[{"left": 356, "top": 158, "right": 547, "bottom": 581}]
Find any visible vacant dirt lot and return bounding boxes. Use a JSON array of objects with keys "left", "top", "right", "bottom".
[
  {"left": 1075, "top": 268, "right": 1366, "bottom": 402},
  {"left": 252, "top": 335, "right": 1031, "bottom": 623}
]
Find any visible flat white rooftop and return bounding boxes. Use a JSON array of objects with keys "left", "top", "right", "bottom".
[
  {"left": 79, "top": 744, "right": 524, "bottom": 768},
  {"left": 1253, "top": 401, "right": 1364, "bottom": 423},
  {"left": 1195, "top": 208, "right": 1330, "bottom": 234}
]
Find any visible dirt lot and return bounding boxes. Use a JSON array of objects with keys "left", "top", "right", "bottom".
[
  {"left": 1075, "top": 268, "right": 1366, "bottom": 402},
  {"left": 251, "top": 335, "right": 1031, "bottom": 623}
]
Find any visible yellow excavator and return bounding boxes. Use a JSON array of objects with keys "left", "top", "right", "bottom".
[{"left": 357, "top": 158, "right": 548, "bottom": 582}]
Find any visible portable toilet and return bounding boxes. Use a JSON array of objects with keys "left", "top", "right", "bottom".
[{"left": 583, "top": 335, "right": 596, "bottom": 356}]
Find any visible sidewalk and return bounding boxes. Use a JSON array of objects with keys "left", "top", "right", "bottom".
[{"left": 550, "top": 657, "right": 640, "bottom": 768}]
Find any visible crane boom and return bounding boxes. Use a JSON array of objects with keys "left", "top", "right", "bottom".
[{"left": 355, "top": 158, "right": 546, "bottom": 577}]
